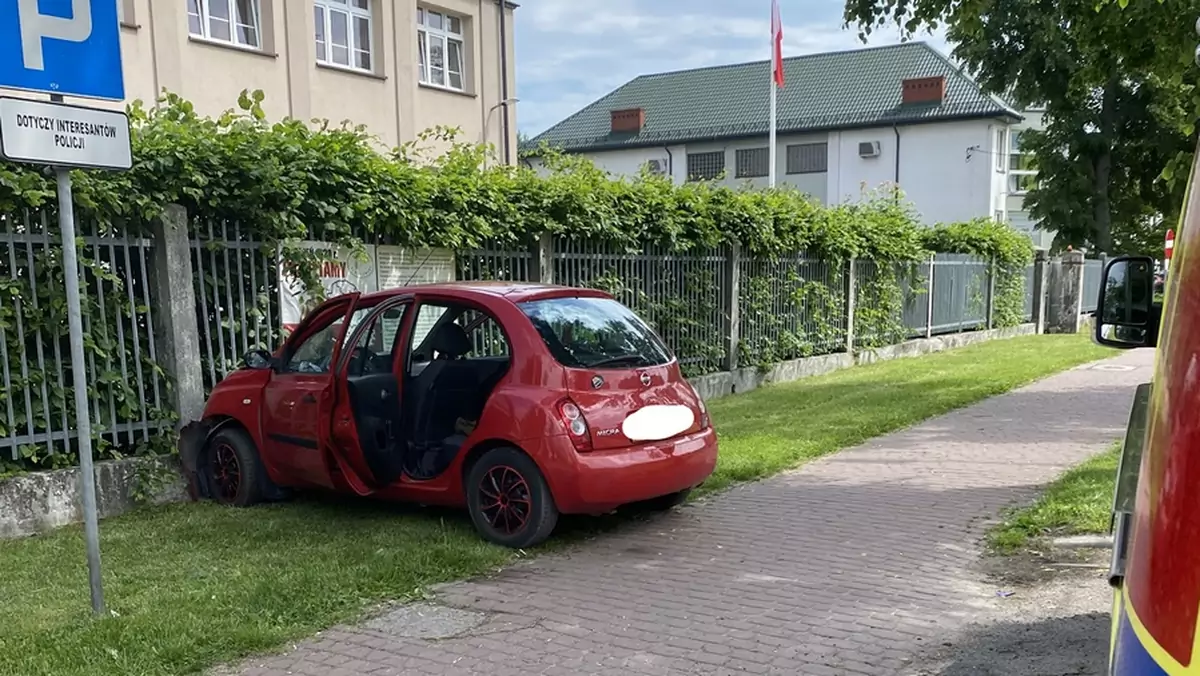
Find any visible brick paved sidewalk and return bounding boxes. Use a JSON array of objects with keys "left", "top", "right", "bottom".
[{"left": 229, "top": 349, "right": 1152, "bottom": 676}]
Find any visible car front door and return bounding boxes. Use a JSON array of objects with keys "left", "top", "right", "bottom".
[
  {"left": 329, "top": 297, "right": 414, "bottom": 489},
  {"left": 260, "top": 294, "right": 360, "bottom": 489}
]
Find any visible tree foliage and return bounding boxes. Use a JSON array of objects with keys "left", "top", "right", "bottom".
[{"left": 843, "top": 0, "right": 1200, "bottom": 255}]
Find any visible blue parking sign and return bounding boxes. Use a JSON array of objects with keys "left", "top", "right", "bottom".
[{"left": 0, "top": 0, "right": 124, "bottom": 100}]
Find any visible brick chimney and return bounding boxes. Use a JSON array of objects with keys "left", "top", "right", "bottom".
[
  {"left": 901, "top": 76, "right": 946, "bottom": 105},
  {"left": 610, "top": 108, "right": 645, "bottom": 133}
]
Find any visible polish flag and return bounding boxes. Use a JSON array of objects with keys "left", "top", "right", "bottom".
[{"left": 771, "top": 0, "right": 785, "bottom": 87}]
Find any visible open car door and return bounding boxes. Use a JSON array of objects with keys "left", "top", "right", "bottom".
[
  {"left": 259, "top": 293, "right": 360, "bottom": 491},
  {"left": 328, "top": 297, "right": 413, "bottom": 491}
]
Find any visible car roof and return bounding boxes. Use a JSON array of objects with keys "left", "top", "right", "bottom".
[{"left": 353, "top": 281, "right": 613, "bottom": 306}]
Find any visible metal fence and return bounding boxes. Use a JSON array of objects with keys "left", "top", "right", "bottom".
[
  {"left": 453, "top": 243, "right": 1002, "bottom": 375},
  {"left": 929, "top": 254, "right": 991, "bottom": 334},
  {"left": 739, "top": 253, "right": 845, "bottom": 367},
  {"left": 191, "top": 221, "right": 282, "bottom": 392},
  {"left": 0, "top": 211, "right": 170, "bottom": 461},
  {"left": 1024, "top": 264, "right": 1037, "bottom": 321},
  {"left": 552, "top": 240, "right": 730, "bottom": 376},
  {"left": 1081, "top": 258, "right": 1105, "bottom": 313}
]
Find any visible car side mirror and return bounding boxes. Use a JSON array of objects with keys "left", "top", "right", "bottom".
[
  {"left": 243, "top": 348, "right": 274, "bottom": 370},
  {"left": 1094, "top": 255, "right": 1158, "bottom": 349}
]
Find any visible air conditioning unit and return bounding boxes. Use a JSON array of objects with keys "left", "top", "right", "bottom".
[
  {"left": 646, "top": 159, "right": 667, "bottom": 175},
  {"left": 858, "top": 141, "right": 881, "bottom": 158}
]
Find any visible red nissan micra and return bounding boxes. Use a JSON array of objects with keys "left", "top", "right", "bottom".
[{"left": 179, "top": 282, "right": 719, "bottom": 548}]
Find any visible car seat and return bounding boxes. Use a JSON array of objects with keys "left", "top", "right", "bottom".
[{"left": 407, "top": 323, "right": 479, "bottom": 476}]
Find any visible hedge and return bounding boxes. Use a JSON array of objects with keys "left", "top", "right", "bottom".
[{"left": 0, "top": 90, "right": 1033, "bottom": 474}]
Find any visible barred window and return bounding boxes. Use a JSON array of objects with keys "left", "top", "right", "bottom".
[
  {"left": 786, "top": 143, "right": 828, "bottom": 174},
  {"left": 686, "top": 151, "right": 725, "bottom": 181},
  {"left": 735, "top": 148, "right": 770, "bottom": 178}
]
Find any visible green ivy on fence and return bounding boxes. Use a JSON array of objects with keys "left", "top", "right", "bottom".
[{"left": 0, "top": 91, "right": 1034, "bottom": 473}]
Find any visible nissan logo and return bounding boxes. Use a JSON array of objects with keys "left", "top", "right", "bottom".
[{"left": 639, "top": 372, "right": 652, "bottom": 386}]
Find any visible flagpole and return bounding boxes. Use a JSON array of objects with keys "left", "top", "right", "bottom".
[
  {"left": 768, "top": 0, "right": 779, "bottom": 188},
  {"left": 769, "top": 78, "right": 777, "bottom": 188}
]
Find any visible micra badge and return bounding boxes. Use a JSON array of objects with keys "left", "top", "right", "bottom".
[
  {"left": 591, "top": 375, "right": 604, "bottom": 389},
  {"left": 640, "top": 372, "right": 652, "bottom": 386}
]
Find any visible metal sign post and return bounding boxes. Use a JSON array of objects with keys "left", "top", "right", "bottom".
[
  {"left": 53, "top": 122, "right": 106, "bottom": 614},
  {"left": 0, "top": 0, "right": 128, "bottom": 616}
]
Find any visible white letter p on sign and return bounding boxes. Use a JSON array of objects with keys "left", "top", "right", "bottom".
[{"left": 17, "top": 0, "right": 93, "bottom": 71}]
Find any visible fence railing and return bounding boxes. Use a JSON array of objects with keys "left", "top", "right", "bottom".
[
  {"left": 0, "top": 211, "right": 170, "bottom": 462},
  {"left": 190, "top": 221, "right": 281, "bottom": 392},
  {"left": 2, "top": 204, "right": 1070, "bottom": 463},
  {"left": 1081, "top": 258, "right": 1106, "bottom": 314}
]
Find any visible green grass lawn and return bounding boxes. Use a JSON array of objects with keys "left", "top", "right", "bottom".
[
  {"left": 0, "top": 333, "right": 1111, "bottom": 676},
  {"left": 988, "top": 442, "right": 1121, "bottom": 553}
]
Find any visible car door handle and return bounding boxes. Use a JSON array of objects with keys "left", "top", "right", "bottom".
[{"left": 300, "top": 393, "right": 317, "bottom": 404}]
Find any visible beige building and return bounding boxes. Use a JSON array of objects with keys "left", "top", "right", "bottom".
[{"left": 4, "top": 0, "right": 519, "bottom": 160}]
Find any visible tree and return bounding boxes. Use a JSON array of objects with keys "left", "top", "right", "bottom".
[{"left": 842, "top": 0, "right": 1200, "bottom": 255}]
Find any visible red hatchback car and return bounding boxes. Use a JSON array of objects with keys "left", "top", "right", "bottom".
[{"left": 179, "top": 282, "right": 719, "bottom": 548}]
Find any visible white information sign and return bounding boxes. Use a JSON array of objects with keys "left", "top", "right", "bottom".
[
  {"left": 377, "top": 246, "right": 456, "bottom": 342},
  {"left": 0, "top": 97, "right": 132, "bottom": 170},
  {"left": 279, "top": 242, "right": 379, "bottom": 333}
]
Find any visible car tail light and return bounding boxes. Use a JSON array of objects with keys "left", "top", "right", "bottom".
[{"left": 557, "top": 399, "right": 593, "bottom": 452}]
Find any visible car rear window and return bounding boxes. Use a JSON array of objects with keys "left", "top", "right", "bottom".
[{"left": 518, "top": 296, "right": 673, "bottom": 370}]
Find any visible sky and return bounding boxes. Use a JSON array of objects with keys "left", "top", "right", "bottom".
[{"left": 513, "top": 0, "right": 950, "bottom": 137}]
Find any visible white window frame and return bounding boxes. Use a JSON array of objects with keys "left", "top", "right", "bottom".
[
  {"left": 1008, "top": 130, "right": 1039, "bottom": 195},
  {"left": 417, "top": 7, "right": 466, "bottom": 92},
  {"left": 994, "top": 128, "right": 1007, "bottom": 173},
  {"left": 187, "top": 0, "right": 263, "bottom": 49},
  {"left": 315, "top": 0, "right": 374, "bottom": 72}
]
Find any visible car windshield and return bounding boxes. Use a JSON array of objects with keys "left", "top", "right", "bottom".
[{"left": 518, "top": 296, "right": 672, "bottom": 370}]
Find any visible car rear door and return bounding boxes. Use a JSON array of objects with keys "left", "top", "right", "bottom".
[
  {"left": 328, "top": 297, "right": 414, "bottom": 491},
  {"left": 566, "top": 362, "right": 704, "bottom": 450},
  {"left": 260, "top": 293, "right": 360, "bottom": 490}
]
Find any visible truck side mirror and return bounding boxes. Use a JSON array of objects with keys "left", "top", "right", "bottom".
[{"left": 1094, "top": 255, "right": 1158, "bottom": 349}]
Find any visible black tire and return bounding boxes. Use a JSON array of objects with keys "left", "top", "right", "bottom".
[
  {"left": 637, "top": 489, "right": 691, "bottom": 512},
  {"left": 203, "top": 426, "right": 265, "bottom": 507},
  {"left": 465, "top": 447, "right": 558, "bottom": 548}
]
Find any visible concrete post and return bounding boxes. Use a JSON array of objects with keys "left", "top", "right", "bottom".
[
  {"left": 1046, "top": 251, "right": 1087, "bottom": 333},
  {"left": 150, "top": 205, "right": 205, "bottom": 426},
  {"left": 1031, "top": 249, "right": 1048, "bottom": 334},
  {"left": 721, "top": 243, "right": 741, "bottom": 371},
  {"left": 529, "top": 232, "right": 554, "bottom": 284},
  {"left": 844, "top": 257, "right": 857, "bottom": 354}
]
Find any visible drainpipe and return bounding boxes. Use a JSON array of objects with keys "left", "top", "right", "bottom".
[
  {"left": 892, "top": 124, "right": 901, "bottom": 201},
  {"left": 498, "top": 1, "right": 512, "bottom": 164},
  {"left": 664, "top": 145, "right": 674, "bottom": 180}
]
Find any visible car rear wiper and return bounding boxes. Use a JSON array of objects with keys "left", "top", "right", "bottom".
[{"left": 587, "top": 354, "right": 648, "bottom": 368}]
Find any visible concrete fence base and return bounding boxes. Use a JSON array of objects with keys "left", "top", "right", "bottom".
[
  {"left": 0, "top": 457, "right": 187, "bottom": 539},
  {"left": 690, "top": 323, "right": 1037, "bottom": 401},
  {"left": 1, "top": 323, "right": 1038, "bottom": 539}
]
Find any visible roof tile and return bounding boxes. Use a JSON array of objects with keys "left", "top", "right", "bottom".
[{"left": 526, "top": 42, "right": 1019, "bottom": 153}]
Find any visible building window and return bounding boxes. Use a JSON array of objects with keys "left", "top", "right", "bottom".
[
  {"left": 119, "top": 0, "right": 136, "bottom": 26},
  {"left": 786, "top": 143, "right": 827, "bottom": 174},
  {"left": 187, "top": 0, "right": 262, "bottom": 48},
  {"left": 686, "top": 151, "right": 725, "bottom": 181},
  {"left": 418, "top": 7, "right": 465, "bottom": 91},
  {"left": 735, "top": 148, "right": 770, "bottom": 178},
  {"left": 315, "top": 0, "right": 372, "bottom": 71},
  {"left": 1008, "top": 130, "right": 1038, "bottom": 195},
  {"left": 994, "top": 128, "right": 1007, "bottom": 172}
]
